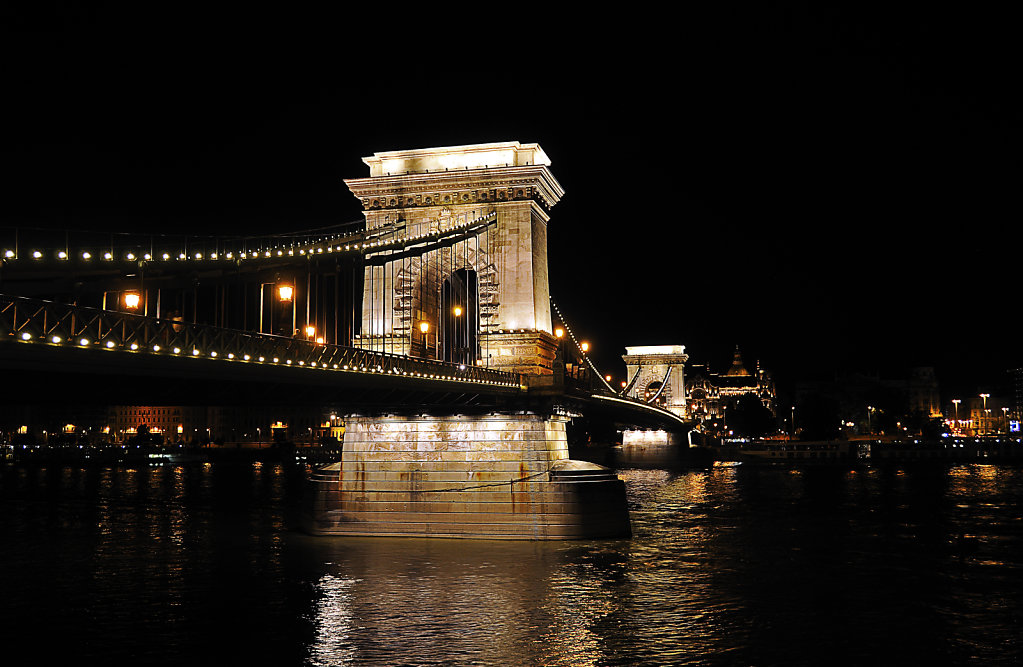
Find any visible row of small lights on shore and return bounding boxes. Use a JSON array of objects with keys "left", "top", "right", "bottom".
[
  {"left": 1, "top": 213, "right": 497, "bottom": 265},
  {"left": 12, "top": 329, "right": 520, "bottom": 388}
]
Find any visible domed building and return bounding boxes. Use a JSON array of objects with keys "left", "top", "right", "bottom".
[{"left": 686, "top": 346, "right": 776, "bottom": 426}]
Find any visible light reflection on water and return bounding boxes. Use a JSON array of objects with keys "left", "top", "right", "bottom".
[{"left": 0, "top": 461, "right": 1021, "bottom": 665}]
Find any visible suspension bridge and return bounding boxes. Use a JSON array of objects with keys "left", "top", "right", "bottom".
[{"left": 1, "top": 141, "right": 689, "bottom": 539}]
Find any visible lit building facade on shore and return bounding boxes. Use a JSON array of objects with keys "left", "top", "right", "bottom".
[{"left": 686, "top": 346, "right": 777, "bottom": 424}]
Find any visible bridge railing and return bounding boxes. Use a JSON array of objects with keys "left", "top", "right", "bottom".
[{"left": 1, "top": 294, "right": 522, "bottom": 389}]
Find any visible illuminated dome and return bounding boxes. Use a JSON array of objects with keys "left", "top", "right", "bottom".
[{"left": 725, "top": 346, "right": 751, "bottom": 377}]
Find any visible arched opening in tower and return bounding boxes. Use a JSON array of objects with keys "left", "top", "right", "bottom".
[
  {"left": 644, "top": 381, "right": 669, "bottom": 407},
  {"left": 441, "top": 268, "right": 478, "bottom": 366}
]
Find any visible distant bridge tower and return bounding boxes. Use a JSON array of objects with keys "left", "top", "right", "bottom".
[
  {"left": 345, "top": 142, "right": 564, "bottom": 375},
  {"left": 622, "top": 345, "right": 690, "bottom": 418}
]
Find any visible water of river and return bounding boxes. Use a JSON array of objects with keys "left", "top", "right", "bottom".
[{"left": 1, "top": 460, "right": 1021, "bottom": 666}]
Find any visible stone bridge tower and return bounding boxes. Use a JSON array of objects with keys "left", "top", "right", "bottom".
[
  {"left": 622, "top": 345, "right": 690, "bottom": 418},
  {"left": 344, "top": 142, "right": 564, "bottom": 375}
]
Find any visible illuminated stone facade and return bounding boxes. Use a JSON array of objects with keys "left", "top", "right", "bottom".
[
  {"left": 345, "top": 142, "right": 564, "bottom": 375},
  {"left": 303, "top": 414, "right": 631, "bottom": 539},
  {"left": 621, "top": 345, "right": 690, "bottom": 418},
  {"left": 686, "top": 347, "right": 776, "bottom": 423}
]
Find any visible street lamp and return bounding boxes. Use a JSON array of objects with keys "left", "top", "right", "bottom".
[
  {"left": 123, "top": 292, "right": 141, "bottom": 309},
  {"left": 580, "top": 341, "right": 589, "bottom": 353},
  {"left": 867, "top": 405, "right": 873, "bottom": 434},
  {"left": 418, "top": 321, "right": 430, "bottom": 357},
  {"left": 980, "top": 394, "right": 990, "bottom": 435},
  {"left": 452, "top": 307, "right": 463, "bottom": 364}
]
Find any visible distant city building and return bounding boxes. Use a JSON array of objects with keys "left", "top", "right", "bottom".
[
  {"left": 106, "top": 405, "right": 329, "bottom": 443},
  {"left": 907, "top": 367, "right": 942, "bottom": 418},
  {"left": 796, "top": 367, "right": 942, "bottom": 437},
  {"left": 108, "top": 405, "right": 203, "bottom": 442},
  {"left": 1011, "top": 367, "right": 1023, "bottom": 420},
  {"left": 950, "top": 394, "right": 1012, "bottom": 436},
  {"left": 686, "top": 346, "right": 776, "bottom": 423}
]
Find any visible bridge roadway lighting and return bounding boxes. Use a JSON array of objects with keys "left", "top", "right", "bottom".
[
  {"left": 581, "top": 341, "right": 589, "bottom": 353},
  {"left": 278, "top": 285, "right": 294, "bottom": 301},
  {"left": 305, "top": 325, "right": 316, "bottom": 339},
  {"left": 555, "top": 327, "right": 564, "bottom": 339},
  {"left": 124, "top": 292, "right": 141, "bottom": 309}
]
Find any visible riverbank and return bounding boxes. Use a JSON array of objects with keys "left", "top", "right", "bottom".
[
  {"left": 712, "top": 436, "right": 1023, "bottom": 465},
  {"left": 2, "top": 442, "right": 343, "bottom": 466}
]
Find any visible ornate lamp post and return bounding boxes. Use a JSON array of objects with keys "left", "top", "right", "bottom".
[{"left": 419, "top": 320, "right": 430, "bottom": 358}]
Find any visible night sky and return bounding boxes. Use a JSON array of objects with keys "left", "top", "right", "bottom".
[{"left": 2, "top": 6, "right": 1019, "bottom": 399}]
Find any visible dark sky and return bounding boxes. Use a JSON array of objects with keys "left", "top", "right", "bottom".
[{"left": 2, "top": 6, "right": 1019, "bottom": 398}]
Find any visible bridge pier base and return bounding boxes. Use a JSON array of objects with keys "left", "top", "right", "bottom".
[{"left": 302, "top": 413, "right": 631, "bottom": 539}]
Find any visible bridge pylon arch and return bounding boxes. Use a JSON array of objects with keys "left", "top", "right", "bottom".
[{"left": 345, "top": 141, "right": 564, "bottom": 376}]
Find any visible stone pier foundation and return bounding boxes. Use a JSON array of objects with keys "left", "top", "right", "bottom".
[{"left": 303, "top": 413, "right": 630, "bottom": 539}]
